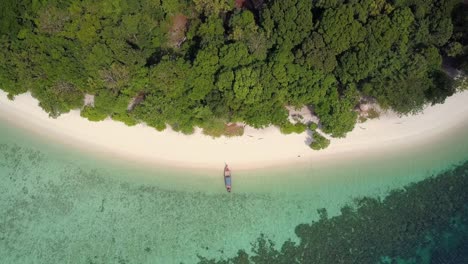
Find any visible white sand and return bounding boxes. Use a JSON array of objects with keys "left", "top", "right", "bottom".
[{"left": 1, "top": 90, "right": 468, "bottom": 171}]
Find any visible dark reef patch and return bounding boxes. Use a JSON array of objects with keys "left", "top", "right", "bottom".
[{"left": 197, "top": 161, "right": 468, "bottom": 264}]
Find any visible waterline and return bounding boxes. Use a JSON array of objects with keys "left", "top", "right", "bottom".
[{"left": 1, "top": 119, "right": 467, "bottom": 263}]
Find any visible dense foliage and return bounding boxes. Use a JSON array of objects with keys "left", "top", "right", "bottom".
[
  {"left": 197, "top": 160, "right": 468, "bottom": 263},
  {"left": 279, "top": 122, "right": 307, "bottom": 134},
  {"left": 309, "top": 132, "right": 330, "bottom": 150},
  {"left": 446, "top": 2, "right": 468, "bottom": 73},
  {"left": 0, "top": 0, "right": 465, "bottom": 137}
]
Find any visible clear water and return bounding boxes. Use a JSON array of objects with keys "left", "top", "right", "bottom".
[{"left": 1, "top": 118, "right": 467, "bottom": 263}]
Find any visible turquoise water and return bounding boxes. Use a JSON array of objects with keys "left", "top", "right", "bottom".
[{"left": 1, "top": 118, "right": 468, "bottom": 263}]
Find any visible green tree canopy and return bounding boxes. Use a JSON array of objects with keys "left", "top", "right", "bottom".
[{"left": 0, "top": 0, "right": 463, "bottom": 138}]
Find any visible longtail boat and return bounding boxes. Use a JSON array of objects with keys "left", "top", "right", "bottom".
[{"left": 224, "top": 164, "right": 232, "bottom": 192}]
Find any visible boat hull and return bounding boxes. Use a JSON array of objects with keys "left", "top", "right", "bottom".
[
  {"left": 224, "top": 165, "right": 232, "bottom": 192},
  {"left": 225, "top": 178, "right": 231, "bottom": 192}
]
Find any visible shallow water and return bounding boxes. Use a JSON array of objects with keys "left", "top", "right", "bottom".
[{"left": 1, "top": 119, "right": 467, "bottom": 263}]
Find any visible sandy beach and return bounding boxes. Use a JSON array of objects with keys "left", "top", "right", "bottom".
[{"left": 1, "top": 90, "right": 468, "bottom": 171}]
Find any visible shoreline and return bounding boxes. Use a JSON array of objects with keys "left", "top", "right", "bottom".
[{"left": 1, "top": 90, "right": 468, "bottom": 172}]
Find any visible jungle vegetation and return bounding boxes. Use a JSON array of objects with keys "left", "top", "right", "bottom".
[
  {"left": 0, "top": 0, "right": 466, "bottom": 138},
  {"left": 197, "top": 160, "right": 468, "bottom": 263},
  {"left": 309, "top": 132, "right": 330, "bottom": 150}
]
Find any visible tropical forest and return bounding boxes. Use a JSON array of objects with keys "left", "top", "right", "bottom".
[{"left": 0, "top": 0, "right": 467, "bottom": 138}]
